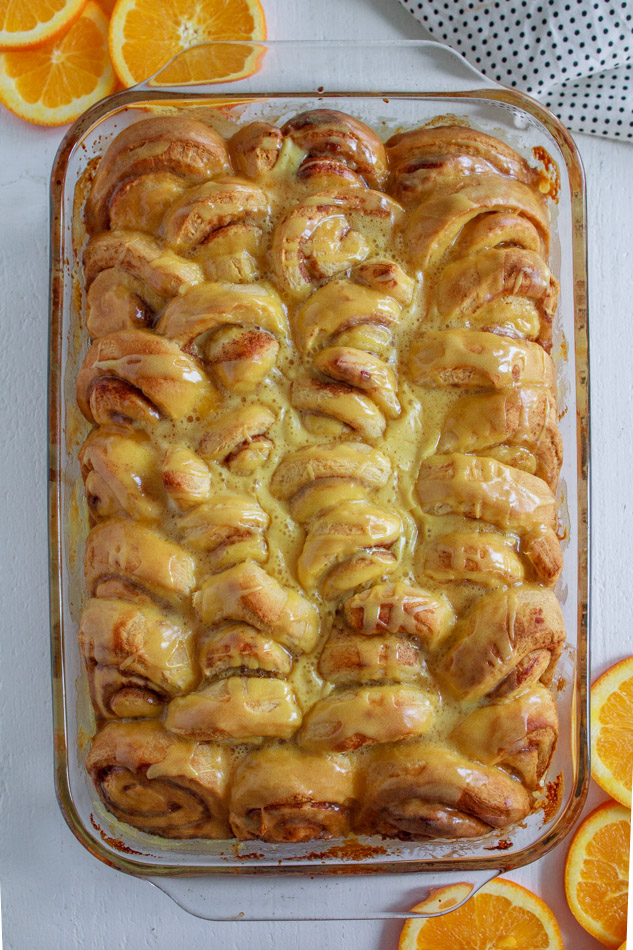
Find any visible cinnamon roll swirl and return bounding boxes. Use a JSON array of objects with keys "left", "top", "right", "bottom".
[
  {"left": 229, "top": 745, "right": 358, "bottom": 842},
  {"left": 86, "top": 720, "right": 231, "bottom": 838},
  {"left": 357, "top": 741, "right": 532, "bottom": 839}
]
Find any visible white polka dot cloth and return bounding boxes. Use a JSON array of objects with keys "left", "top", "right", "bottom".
[{"left": 398, "top": 0, "right": 633, "bottom": 139}]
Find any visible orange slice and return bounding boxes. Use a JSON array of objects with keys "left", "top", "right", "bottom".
[
  {"left": 564, "top": 800, "right": 629, "bottom": 948},
  {"left": 0, "top": 0, "right": 87, "bottom": 49},
  {"left": 0, "top": 1, "right": 115, "bottom": 125},
  {"left": 108, "top": 0, "right": 266, "bottom": 88},
  {"left": 399, "top": 878, "right": 563, "bottom": 950},
  {"left": 591, "top": 655, "right": 633, "bottom": 807}
]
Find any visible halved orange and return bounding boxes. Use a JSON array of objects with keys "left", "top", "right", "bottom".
[
  {"left": 108, "top": 0, "right": 266, "bottom": 88},
  {"left": 564, "top": 800, "right": 629, "bottom": 948},
  {"left": 399, "top": 878, "right": 563, "bottom": 950},
  {"left": 0, "top": 1, "right": 115, "bottom": 125},
  {"left": 0, "top": 0, "right": 87, "bottom": 49},
  {"left": 591, "top": 655, "right": 633, "bottom": 808}
]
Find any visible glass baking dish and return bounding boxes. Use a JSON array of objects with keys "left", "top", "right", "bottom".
[{"left": 48, "top": 40, "right": 590, "bottom": 920}]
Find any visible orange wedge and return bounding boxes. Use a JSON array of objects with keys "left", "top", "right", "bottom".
[
  {"left": 0, "top": 0, "right": 87, "bottom": 49},
  {"left": 399, "top": 878, "right": 563, "bottom": 950},
  {"left": 591, "top": 655, "right": 633, "bottom": 807},
  {"left": 108, "top": 0, "right": 266, "bottom": 88},
  {"left": 0, "top": 1, "right": 115, "bottom": 125},
  {"left": 565, "top": 801, "right": 629, "bottom": 948}
]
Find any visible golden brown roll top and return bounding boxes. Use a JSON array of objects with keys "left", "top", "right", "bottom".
[
  {"left": 270, "top": 441, "right": 392, "bottom": 503},
  {"left": 298, "top": 684, "right": 436, "bottom": 752},
  {"left": 85, "top": 518, "right": 196, "bottom": 605},
  {"left": 357, "top": 741, "right": 532, "bottom": 839},
  {"left": 406, "top": 177, "right": 549, "bottom": 273},
  {"left": 229, "top": 744, "right": 359, "bottom": 842},
  {"left": 76, "top": 329, "right": 215, "bottom": 427},
  {"left": 419, "top": 530, "right": 526, "bottom": 588},
  {"left": 451, "top": 685, "right": 559, "bottom": 789},
  {"left": 165, "top": 675, "right": 302, "bottom": 742},
  {"left": 438, "top": 387, "right": 563, "bottom": 489},
  {"left": 155, "top": 281, "right": 287, "bottom": 394},
  {"left": 198, "top": 623, "right": 292, "bottom": 679},
  {"left": 230, "top": 109, "right": 388, "bottom": 190},
  {"left": 271, "top": 189, "right": 404, "bottom": 298},
  {"left": 386, "top": 124, "right": 537, "bottom": 205},
  {"left": 290, "top": 271, "right": 413, "bottom": 438},
  {"left": 342, "top": 581, "right": 455, "bottom": 651},
  {"left": 86, "top": 720, "right": 231, "bottom": 838},
  {"left": 318, "top": 627, "right": 425, "bottom": 686},
  {"left": 416, "top": 453, "right": 557, "bottom": 533},
  {"left": 86, "top": 116, "right": 231, "bottom": 233},
  {"left": 194, "top": 561, "right": 319, "bottom": 655},
  {"left": 161, "top": 178, "right": 269, "bottom": 252},
  {"left": 435, "top": 585, "right": 566, "bottom": 701},
  {"left": 178, "top": 493, "right": 268, "bottom": 569},
  {"left": 197, "top": 405, "right": 276, "bottom": 474},
  {"left": 409, "top": 329, "right": 556, "bottom": 393},
  {"left": 79, "top": 598, "right": 198, "bottom": 719},
  {"left": 161, "top": 445, "right": 212, "bottom": 510},
  {"left": 79, "top": 427, "right": 162, "bottom": 522}
]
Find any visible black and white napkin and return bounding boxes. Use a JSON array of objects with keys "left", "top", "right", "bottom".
[{"left": 398, "top": 0, "right": 633, "bottom": 140}]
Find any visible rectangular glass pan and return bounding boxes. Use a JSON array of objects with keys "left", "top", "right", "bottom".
[{"left": 48, "top": 41, "right": 589, "bottom": 917}]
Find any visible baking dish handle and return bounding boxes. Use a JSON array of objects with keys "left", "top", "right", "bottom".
[
  {"left": 149, "top": 868, "right": 499, "bottom": 921},
  {"left": 131, "top": 39, "right": 499, "bottom": 96}
]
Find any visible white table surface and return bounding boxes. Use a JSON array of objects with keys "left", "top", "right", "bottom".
[{"left": 1, "top": 0, "right": 630, "bottom": 946}]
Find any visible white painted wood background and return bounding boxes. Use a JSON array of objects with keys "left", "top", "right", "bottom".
[{"left": 0, "top": 0, "right": 630, "bottom": 946}]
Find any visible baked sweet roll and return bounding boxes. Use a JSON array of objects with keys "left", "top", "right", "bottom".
[
  {"left": 451, "top": 685, "right": 558, "bottom": 789},
  {"left": 435, "top": 586, "right": 565, "bottom": 702},
  {"left": 198, "top": 623, "right": 293, "bottom": 679},
  {"left": 387, "top": 125, "right": 538, "bottom": 206},
  {"left": 419, "top": 529, "right": 526, "bottom": 588},
  {"left": 79, "top": 426, "right": 163, "bottom": 522},
  {"left": 271, "top": 188, "right": 404, "bottom": 299},
  {"left": 318, "top": 627, "right": 425, "bottom": 686},
  {"left": 76, "top": 329, "right": 215, "bottom": 428},
  {"left": 197, "top": 405, "right": 275, "bottom": 474},
  {"left": 86, "top": 115, "right": 231, "bottom": 234},
  {"left": 79, "top": 598, "right": 198, "bottom": 719},
  {"left": 83, "top": 231, "right": 203, "bottom": 338},
  {"left": 85, "top": 518, "right": 196, "bottom": 606},
  {"left": 230, "top": 109, "right": 388, "bottom": 190},
  {"left": 357, "top": 741, "right": 531, "bottom": 839},
  {"left": 416, "top": 453, "right": 563, "bottom": 586},
  {"left": 161, "top": 444, "right": 212, "bottom": 510},
  {"left": 156, "top": 281, "right": 286, "bottom": 394},
  {"left": 194, "top": 561, "right": 319, "bottom": 656},
  {"left": 342, "top": 581, "right": 455, "bottom": 652},
  {"left": 178, "top": 492, "right": 269, "bottom": 569},
  {"left": 291, "top": 268, "right": 413, "bottom": 438},
  {"left": 229, "top": 745, "right": 359, "bottom": 842},
  {"left": 298, "top": 684, "right": 436, "bottom": 753},
  {"left": 86, "top": 720, "right": 231, "bottom": 838},
  {"left": 272, "top": 442, "right": 403, "bottom": 599}
]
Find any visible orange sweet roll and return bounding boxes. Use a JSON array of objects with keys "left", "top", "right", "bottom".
[
  {"left": 79, "top": 597, "right": 198, "bottom": 721},
  {"left": 85, "top": 116, "right": 231, "bottom": 235},
  {"left": 86, "top": 720, "right": 232, "bottom": 839},
  {"left": 290, "top": 265, "right": 414, "bottom": 440},
  {"left": 83, "top": 230, "right": 203, "bottom": 338},
  {"left": 230, "top": 109, "right": 388, "bottom": 190},
  {"left": 403, "top": 163, "right": 556, "bottom": 349},
  {"left": 76, "top": 328, "right": 216, "bottom": 429},
  {"left": 386, "top": 124, "right": 539, "bottom": 206},
  {"left": 163, "top": 562, "right": 318, "bottom": 743},
  {"left": 450, "top": 685, "right": 559, "bottom": 790},
  {"left": 415, "top": 451, "right": 563, "bottom": 587},
  {"left": 271, "top": 188, "right": 405, "bottom": 300},
  {"left": 229, "top": 744, "right": 360, "bottom": 842},
  {"left": 356, "top": 741, "right": 531, "bottom": 839},
  {"left": 271, "top": 442, "right": 404, "bottom": 602},
  {"left": 155, "top": 280, "right": 288, "bottom": 395},
  {"left": 434, "top": 585, "right": 566, "bottom": 703}
]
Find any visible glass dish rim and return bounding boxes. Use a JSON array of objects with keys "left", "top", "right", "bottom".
[{"left": 48, "top": 50, "right": 590, "bottom": 879}]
